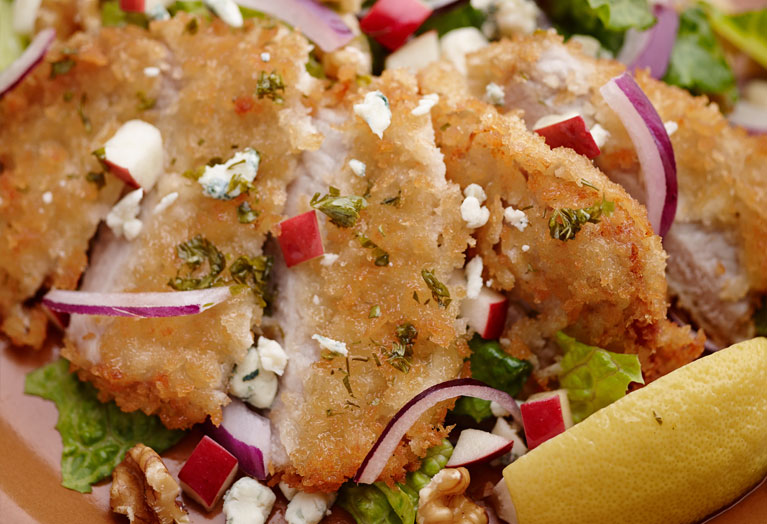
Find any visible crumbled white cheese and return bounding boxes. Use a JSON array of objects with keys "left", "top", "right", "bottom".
[
  {"left": 279, "top": 482, "right": 298, "bottom": 501},
  {"left": 744, "top": 79, "right": 767, "bottom": 109},
  {"left": 257, "top": 336, "right": 288, "bottom": 376},
  {"left": 503, "top": 206, "right": 529, "bottom": 231},
  {"left": 223, "top": 477, "right": 276, "bottom": 524},
  {"left": 411, "top": 93, "right": 439, "bottom": 116},
  {"left": 664, "top": 121, "right": 678, "bottom": 137},
  {"left": 349, "top": 159, "right": 366, "bottom": 177},
  {"left": 484, "top": 82, "right": 505, "bottom": 106},
  {"left": 490, "top": 401, "right": 510, "bottom": 418},
  {"left": 320, "top": 253, "right": 339, "bottom": 266},
  {"left": 312, "top": 295, "right": 320, "bottom": 305},
  {"left": 106, "top": 189, "right": 144, "bottom": 240},
  {"left": 261, "top": 52, "right": 271, "bottom": 62},
  {"left": 521, "top": 244, "right": 530, "bottom": 252},
  {"left": 204, "top": 0, "right": 243, "bottom": 27},
  {"left": 285, "top": 492, "right": 335, "bottom": 524},
  {"left": 153, "top": 192, "right": 178, "bottom": 214},
  {"left": 589, "top": 123, "right": 610, "bottom": 149},
  {"left": 143, "top": 66, "right": 160, "bottom": 77},
  {"left": 42, "top": 191, "right": 53, "bottom": 204},
  {"left": 146, "top": 4, "right": 170, "bottom": 20},
  {"left": 463, "top": 183, "right": 487, "bottom": 204},
  {"left": 460, "top": 196, "right": 490, "bottom": 229},
  {"left": 229, "top": 346, "right": 279, "bottom": 409},
  {"left": 353, "top": 91, "right": 391, "bottom": 139},
  {"left": 440, "top": 27, "right": 488, "bottom": 75},
  {"left": 198, "top": 148, "right": 260, "bottom": 200},
  {"left": 569, "top": 34, "right": 613, "bottom": 59},
  {"left": 465, "top": 256, "right": 484, "bottom": 299},
  {"left": 312, "top": 334, "right": 348, "bottom": 357},
  {"left": 496, "top": 0, "right": 541, "bottom": 37}
]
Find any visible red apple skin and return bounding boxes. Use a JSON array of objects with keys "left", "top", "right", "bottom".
[
  {"left": 520, "top": 395, "right": 567, "bottom": 450},
  {"left": 449, "top": 441, "right": 514, "bottom": 468},
  {"left": 535, "top": 115, "right": 601, "bottom": 159},
  {"left": 103, "top": 159, "right": 140, "bottom": 188},
  {"left": 119, "top": 0, "right": 145, "bottom": 13},
  {"left": 278, "top": 210, "right": 324, "bottom": 268},
  {"left": 482, "top": 297, "right": 508, "bottom": 340},
  {"left": 360, "top": 0, "right": 433, "bottom": 51},
  {"left": 178, "top": 436, "right": 238, "bottom": 512}
]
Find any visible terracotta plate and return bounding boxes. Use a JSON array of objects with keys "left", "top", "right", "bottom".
[{"left": 1, "top": 340, "right": 766, "bottom": 523}]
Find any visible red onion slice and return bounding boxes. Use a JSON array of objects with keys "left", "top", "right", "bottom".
[
  {"left": 600, "top": 72, "right": 678, "bottom": 236},
  {"left": 353, "top": 378, "right": 521, "bottom": 485},
  {"left": 234, "top": 0, "right": 354, "bottom": 52},
  {"left": 42, "top": 287, "right": 231, "bottom": 317},
  {"left": 618, "top": 4, "right": 679, "bottom": 79},
  {"left": 0, "top": 28, "right": 55, "bottom": 97},
  {"left": 206, "top": 398, "right": 271, "bottom": 479}
]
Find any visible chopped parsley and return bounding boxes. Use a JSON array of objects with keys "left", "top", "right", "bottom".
[
  {"left": 237, "top": 201, "right": 259, "bottom": 223},
  {"left": 369, "top": 305, "right": 381, "bottom": 318},
  {"left": 185, "top": 18, "right": 199, "bottom": 34},
  {"left": 381, "top": 190, "right": 402, "bottom": 207},
  {"left": 136, "top": 91, "right": 156, "bottom": 111},
  {"left": 548, "top": 194, "right": 615, "bottom": 241},
  {"left": 421, "top": 269, "right": 451, "bottom": 308},
  {"left": 85, "top": 171, "right": 106, "bottom": 190},
  {"left": 310, "top": 187, "right": 368, "bottom": 228},
  {"left": 168, "top": 235, "right": 226, "bottom": 290},
  {"left": 256, "top": 71, "right": 286, "bottom": 103},
  {"left": 78, "top": 94, "right": 92, "bottom": 133},
  {"left": 50, "top": 58, "right": 76, "bottom": 79},
  {"left": 356, "top": 233, "right": 390, "bottom": 267},
  {"left": 385, "top": 322, "right": 418, "bottom": 373},
  {"left": 229, "top": 255, "right": 273, "bottom": 308}
]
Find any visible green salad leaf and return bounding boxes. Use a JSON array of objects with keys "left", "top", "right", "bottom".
[
  {"left": 25, "top": 359, "right": 184, "bottom": 493},
  {"left": 0, "top": 0, "right": 25, "bottom": 71},
  {"left": 416, "top": 4, "right": 485, "bottom": 37},
  {"left": 538, "top": 0, "right": 655, "bottom": 52},
  {"left": 663, "top": 7, "right": 736, "bottom": 98},
  {"left": 450, "top": 395, "right": 493, "bottom": 423},
  {"left": 468, "top": 335, "right": 532, "bottom": 396},
  {"left": 709, "top": 7, "right": 767, "bottom": 68},
  {"left": 339, "top": 440, "right": 453, "bottom": 524},
  {"left": 101, "top": 0, "right": 149, "bottom": 28},
  {"left": 555, "top": 331, "right": 644, "bottom": 423}
]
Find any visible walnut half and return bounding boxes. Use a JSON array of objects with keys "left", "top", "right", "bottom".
[
  {"left": 416, "top": 468, "right": 488, "bottom": 524},
  {"left": 110, "top": 443, "right": 190, "bottom": 524}
]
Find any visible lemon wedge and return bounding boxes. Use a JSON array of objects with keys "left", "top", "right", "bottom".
[{"left": 503, "top": 337, "right": 767, "bottom": 524}]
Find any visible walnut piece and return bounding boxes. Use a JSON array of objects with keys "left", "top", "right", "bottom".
[
  {"left": 110, "top": 443, "right": 190, "bottom": 524},
  {"left": 416, "top": 468, "right": 488, "bottom": 524}
]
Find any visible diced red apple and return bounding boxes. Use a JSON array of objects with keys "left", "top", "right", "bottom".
[
  {"left": 460, "top": 287, "right": 509, "bottom": 340},
  {"left": 384, "top": 30, "right": 440, "bottom": 72},
  {"left": 178, "top": 436, "right": 238, "bottom": 512},
  {"left": 520, "top": 389, "right": 573, "bottom": 450},
  {"left": 119, "top": 0, "right": 145, "bottom": 12},
  {"left": 277, "top": 210, "right": 324, "bottom": 268},
  {"left": 534, "top": 114, "right": 601, "bottom": 159},
  {"left": 360, "top": 0, "right": 433, "bottom": 51},
  {"left": 102, "top": 120, "right": 164, "bottom": 190},
  {"left": 446, "top": 428, "right": 513, "bottom": 468}
]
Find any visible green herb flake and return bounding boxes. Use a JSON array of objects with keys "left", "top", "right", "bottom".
[
  {"left": 85, "top": 171, "right": 106, "bottom": 190},
  {"left": 357, "top": 233, "right": 390, "bottom": 267},
  {"left": 136, "top": 91, "right": 156, "bottom": 111},
  {"left": 24, "top": 358, "right": 184, "bottom": 493},
  {"left": 548, "top": 194, "right": 614, "bottom": 241},
  {"left": 229, "top": 255, "right": 273, "bottom": 307},
  {"left": 50, "top": 58, "right": 76, "bottom": 79},
  {"left": 237, "top": 201, "right": 259, "bottom": 224},
  {"left": 168, "top": 235, "right": 226, "bottom": 290},
  {"left": 421, "top": 269, "right": 451, "bottom": 308},
  {"left": 185, "top": 17, "right": 199, "bottom": 34},
  {"left": 63, "top": 90, "right": 74, "bottom": 102},
  {"left": 305, "top": 53, "right": 325, "bottom": 79},
  {"left": 381, "top": 190, "right": 402, "bottom": 207},
  {"left": 256, "top": 70, "right": 286, "bottom": 103},
  {"left": 385, "top": 322, "right": 417, "bottom": 373},
  {"left": 78, "top": 94, "right": 92, "bottom": 134},
  {"left": 369, "top": 305, "right": 381, "bottom": 318},
  {"left": 311, "top": 187, "right": 368, "bottom": 228}
]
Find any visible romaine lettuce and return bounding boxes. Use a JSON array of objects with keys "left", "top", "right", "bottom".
[
  {"left": 25, "top": 359, "right": 184, "bottom": 493},
  {"left": 555, "top": 332, "right": 644, "bottom": 423},
  {"left": 709, "top": 7, "right": 767, "bottom": 68},
  {"left": 0, "top": 0, "right": 25, "bottom": 71}
]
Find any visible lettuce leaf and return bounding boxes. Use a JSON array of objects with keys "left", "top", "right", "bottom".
[
  {"left": 374, "top": 482, "right": 419, "bottom": 524},
  {"left": 663, "top": 7, "right": 736, "bottom": 98},
  {"left": 339, "top": 486, "right": 402, "bottom": 524},
  {"left": 25, "top": 359, "right": 184, "bottom": 493},
  {"left": 538, "top": 0, "right": 655, "bottom": 52},
  {"left": 555, "top": 332, "right": 644, "bottom": 423},
  {"left": 415, "top": 4, "right": 485, "bottom": 37},
  {"left": 468, "top": 335, "right": 532, "bottom": 397},
  {"left": 0, "top": 0, "right": 25, "bottom": 71},
  {"left": 709, "top": 7, "right": 767, "bottom": 68},
  {"left": 450, "top": 396, "right": 493, "bottom": 423}
]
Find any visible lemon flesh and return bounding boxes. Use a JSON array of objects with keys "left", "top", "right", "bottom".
[{"left": 504, "top": 337, "right": 767, "bottom": 524}]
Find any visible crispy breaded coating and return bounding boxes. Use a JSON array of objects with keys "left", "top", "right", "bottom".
[
  {"left": 464, "top": 32, "right": 767, "bottom": 346},
  {"left": 419, "top": 62, "right": 703, "bottom": 382},
  {"left": 270, "top": 70, "right": 472, "bottom": 491},
  {"left": 61, "top": 14, "right": 321, "bottom": 429}
]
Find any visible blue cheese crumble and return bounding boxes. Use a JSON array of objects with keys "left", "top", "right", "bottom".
[
  {"left": 223, "top": 477, "right": 276, "bottom": 524},
  {"left": 285, "top": 492, "right": 336, "bottom": 524},
  {"left": 484, "top": 82, "right": 505, "bottom": 106},
  {"left": 353, "top": 91, "right": 391, "bottom": 139},
  {"left": 411, "top": 93, "right": 439, "bottom": 116},
  {"left": 312, "top": 334, "right": 348, "bottom": 357},
  {"left": 106, "top": 189, "right": 144, "bottom": 240},
  {"left": 198, "top": 148, "right": 260, "bottom": 200},
  {"left": 229, "top": 343, "right": 279, "bottom": 409},
  {"left": 349, "top": 159, "right": 366, "bottom": 177}
]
